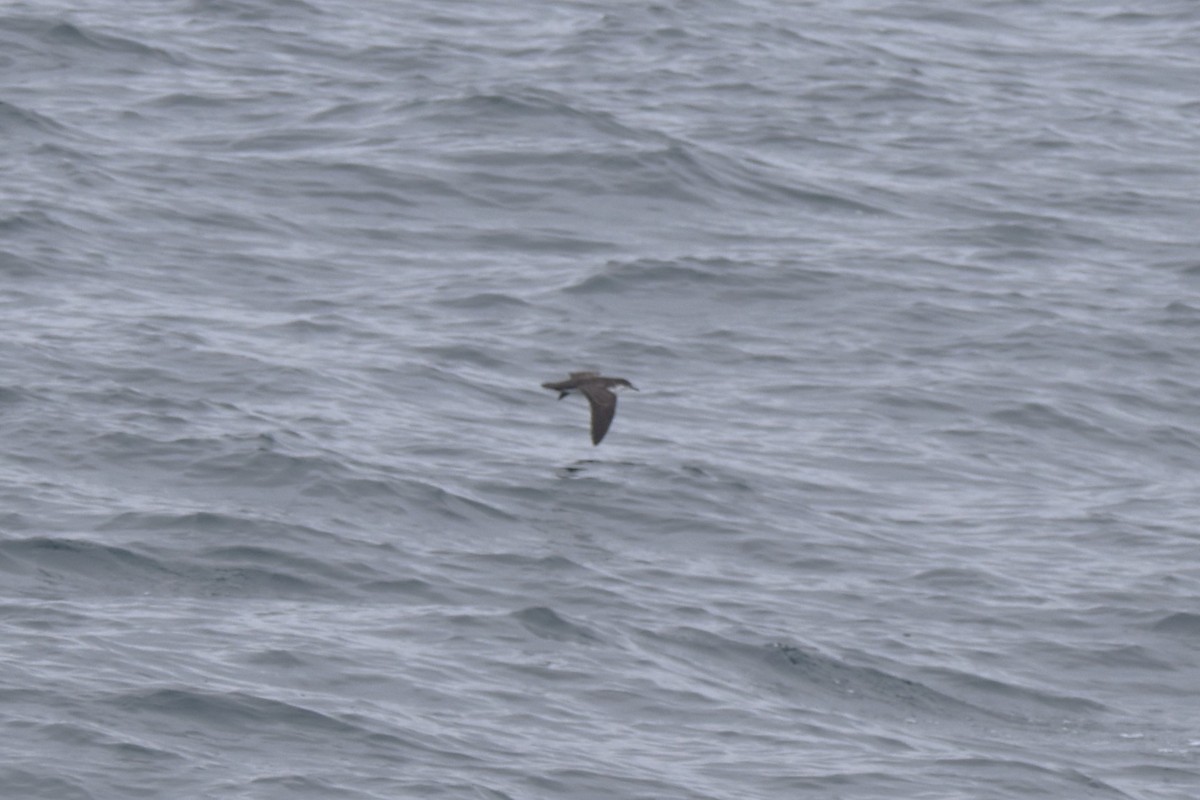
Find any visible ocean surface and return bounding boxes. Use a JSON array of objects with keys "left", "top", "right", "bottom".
[{"left": 2, "top": 1, "right": 1199, "bottom": 798}]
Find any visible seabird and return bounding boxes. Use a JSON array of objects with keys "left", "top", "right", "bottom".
[{"left": 541, "top": 371, "right": 637, "bottom": 445}]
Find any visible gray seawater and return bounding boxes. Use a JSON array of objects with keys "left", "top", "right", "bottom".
[{"left": 3, "top": 1, "right": 1200, "bottom": 798}]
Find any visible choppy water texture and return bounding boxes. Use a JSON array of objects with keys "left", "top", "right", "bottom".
[{"left": 3, "top": 1, "right": 1200, "bottom": 798}]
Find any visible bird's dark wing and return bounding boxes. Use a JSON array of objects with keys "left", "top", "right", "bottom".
[{"left": 581, "top": 384, "right": 618, "bottom": 445}]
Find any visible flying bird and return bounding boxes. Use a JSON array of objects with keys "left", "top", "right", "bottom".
[{"left": 541, "top": 371, "right": 637, "bottom": 445}]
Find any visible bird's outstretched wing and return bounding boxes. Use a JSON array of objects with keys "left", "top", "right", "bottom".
[{"left": 581, "top": 384, "right": 618, "bottom": 445}]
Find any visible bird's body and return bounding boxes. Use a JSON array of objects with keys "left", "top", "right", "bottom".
[{"left": 541, "top": 371, "right": 637, "bottom": 445}]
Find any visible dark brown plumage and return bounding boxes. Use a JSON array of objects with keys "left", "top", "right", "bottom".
[{"left": 541, "top": 371, "right": 638, "bottom": 445}]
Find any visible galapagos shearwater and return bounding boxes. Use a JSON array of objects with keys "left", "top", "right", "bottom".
[{"left": 542, "top": 371, "right": 637, "bottom": 445}]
